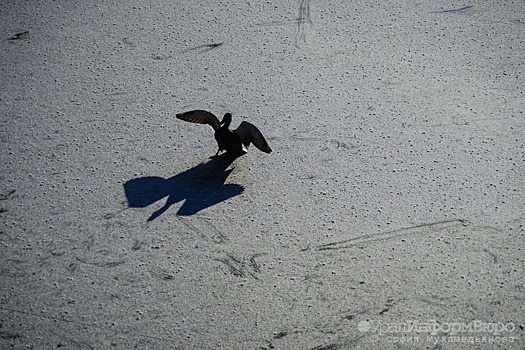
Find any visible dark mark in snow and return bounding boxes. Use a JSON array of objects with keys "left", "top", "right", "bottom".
[
  {"left": 8, "top": 31, "right": 30, "bottom": 41},
  {"left": 295, "top": 0, "right": 313, "bottom": 48},
  {"left": 183, "top": 42, "right": 224, "bottom": 53},
  {"left": 309, "top": 219, "right": 467, "bottom": 251},
  {"left": 431, "top": 5, "right": 473, "bottom": 14},
  {"left": 0, "top": 189, "right": 16, "bottom": 200},
  {"left": 76, "top": 257, "right": 125, "bottom": 268}
]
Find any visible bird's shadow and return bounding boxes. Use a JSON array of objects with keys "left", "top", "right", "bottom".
[{"left": 123, "top": 153, "right": 243, "bottom": 220}]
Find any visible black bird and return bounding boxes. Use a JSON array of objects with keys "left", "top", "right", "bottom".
[{"left": 176, "top": 110, "right": 272, "bottom": 157}]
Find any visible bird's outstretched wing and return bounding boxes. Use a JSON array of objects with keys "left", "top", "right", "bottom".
[
  {"left": 176, "top": 110, "right": 220, "bottom": 131},
  {"left": 235, "top": 121, "right": 272, "bottom": 153}
]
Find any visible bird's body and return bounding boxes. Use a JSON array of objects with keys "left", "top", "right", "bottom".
[
  {"left": 214, "top": 126, "right": 246, "bottom": 154},
  {"left": 176, "top": 110, "right": 272, "bottom": 157}
]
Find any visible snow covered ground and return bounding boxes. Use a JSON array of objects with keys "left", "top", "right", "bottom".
[{"left": 1, "top": 1, "right": 523, "bottom": 348}]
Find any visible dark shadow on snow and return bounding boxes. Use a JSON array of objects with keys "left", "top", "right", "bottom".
[{"left": 123, "top": 153, "right": 243, "bottom": 220}]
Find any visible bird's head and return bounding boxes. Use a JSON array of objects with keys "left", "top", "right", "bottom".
[{"left": 221, "top": 113, "right": 232, "bottom": 127}]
